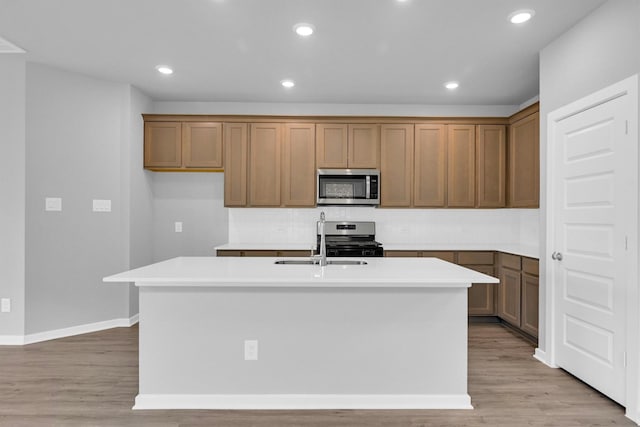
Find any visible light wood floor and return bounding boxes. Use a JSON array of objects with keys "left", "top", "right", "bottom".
[{"left": 0, "top": 323, "right": 634, "bottom": 427}]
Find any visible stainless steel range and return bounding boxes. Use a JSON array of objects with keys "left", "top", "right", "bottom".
[{"left": 316, "top": 221, "right": 383, "bottom": 257}]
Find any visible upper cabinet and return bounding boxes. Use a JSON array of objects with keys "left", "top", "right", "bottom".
[
  {"left": 144, "top": 121, "right": 223, "bottom": 171},
  {"left": 380, "top": 124, "right": 414, "bottom": 207},
  {"left": 223, "top": 123, "right": 248, "bottom": 207},
  {"left": 282, "top": 124, "right": 316, "bottom": 207},
  {"left": 144, "top": 107, "right": 538, "bottom": 210},
  {"left": 316, "top": 123, "right": 379, "bottom": 169},
  {"left": 508, "top": 106, "right": 539, "bottom": 208},
  {"left": 414, "top": 124, "right": 447, "bottom": 207},
  {"left": 249, "top": 123, "right": 282, "bottom": 207},
  {"left": 447, "top": 125, "right": 476, "bottom": 207},
  {"left": 476, "top": 125, "right": 506, "bottom": 208}
]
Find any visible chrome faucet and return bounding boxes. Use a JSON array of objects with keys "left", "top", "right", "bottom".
[{"left": 313, "top": 211, "right": 328, "bottom": 266}]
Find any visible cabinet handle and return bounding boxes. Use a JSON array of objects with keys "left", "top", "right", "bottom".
[{"left": 551, "top": 252, "right": 563, "bottom": 261}]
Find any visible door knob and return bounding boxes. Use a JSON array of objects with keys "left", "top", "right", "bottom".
[{"left": 551, "top": 252, "right": 563, "bottom": 261}]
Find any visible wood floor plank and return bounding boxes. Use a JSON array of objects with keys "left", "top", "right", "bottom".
[{"left": 0, "top": 324, "right": 634, "bottom": 426}]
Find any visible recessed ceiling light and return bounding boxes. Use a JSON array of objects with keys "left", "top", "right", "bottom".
[
  {"left": 445, "top": 81, "right": 459, "bottom": 90},
  {"left": 293, "top": 23, "right": 314, "bottom": 37},
  {"left": 155, "top": 65, "right": 173, "bottom": 75},
  {"left": 281, "top": 79, "right": 295, "bottom": 88},
  {"left": 509, "top": 9, "right": 535, "bottom": 24}
]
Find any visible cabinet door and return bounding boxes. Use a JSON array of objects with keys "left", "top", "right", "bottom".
[
  {"left": 282, "top": 124, "right": 316, "bottom": 207},
  {"left": 144, "top": 122, "right": 182, "bottom": 168},
  {"left": 384, "top": 251, "right": 420, "bottom": 257},
  {"left": 476, "top": 125, "right": 506, "bottom": 207},
  {"left": 465, "top": 265, "right": 496, "bottom": 316},
  {"left": 223, "top": 123, "right": 248, "bottom": 207},
  {"left": 348, "top": 124, "right": 380, "bottom": 168},
  {"left": 183, "top": 122, "right": 223, "bottom": 168},
  {"left": 508, "top": 112, "right": 539, "bottom": 207},
  {"left": 447, "top": 125, "right": 476, "bottom": 207},
  {"left": 414, "top": 124, "right": 447, "bottom": 207},
  {"left": 521, "top": 273, "right": 539, "bottom": 337},
  {"left": 249, "top": 123, "right": 281, "bottom": 206},
  {"left": 498, "top": 267, "right": 521, "bottom": 327},
  {"left": 380, "top": 124, "right": 414, "bottom": 207},
  {"left": 316, "top": 124, "right": 348, "bottom": 168}
]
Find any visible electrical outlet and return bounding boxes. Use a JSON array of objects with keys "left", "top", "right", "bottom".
[
  {"left": 1, "top": 298, "right": 11, "bottom": 313},
  {"left": 45, "top": 197, "right": 62, "bottom": 212},
  {"left": 244, "top": 340, "right": 258, "bottom": 360},
  {"left": 92, "top": 199, "right": 112, "bottom": 212},
  {"left": 174, "top": 222, "right": 183, "bottom": 233}
]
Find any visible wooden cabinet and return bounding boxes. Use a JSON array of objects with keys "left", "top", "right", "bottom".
[
  {"left": 182, "top": 122, "right": 223, "bottom": 168},
  {"left": 476, "top": 125, "right": 506, "bottom": 207},
  {"left": 521, "top": 258, "right": 539, "bottom": 337},
  {"left": 224, "top": 123, "right": 248, "bottom": 207},
  {"left": 414, "top": 125, "right": 447, "bottom": 207},
  {"left": 249, "top": 123, "right": 281, "bottom": 206},
  {"left": 144, "top": 121, "right": 222, "bottom": 170},
  {"left": 384, "top": 250, "right": 497, "bottom": 316},
  {"left": 282, "top": 124, "right": 316, "bottom": 207},
  {"left": 498, "top": 253, "right": 539, "bottom": 338},
  {"left": 217, "top": 250, "right": 309, "bottom": 257},
  {"left": 316, "top": 123, "right": 379, "bottom": 169},
  {"left": 380, "top": 124, "right": 414, "bottom": 207},
  {"left": 144, "top": 122, "right": 182, "bottom": 168},
  {"left": 316, "top": 124, "right": 348, "bottom": 168},
  {"left": 447, "top": 125, "right": 476, "bottom": 207},
  {"left": 508, "top": 110, "right": 539, "bottom": 207},
  {"left": 459, "top": 251, "right": 496, "bottom": 316}
]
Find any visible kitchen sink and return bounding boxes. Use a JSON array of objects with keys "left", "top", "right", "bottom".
[{"left": 274, "top": 259, "right": 368, "bottom": 266}]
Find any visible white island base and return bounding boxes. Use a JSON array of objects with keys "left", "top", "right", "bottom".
[{"left": 104, "top": 257, "right": 498, "bottom": 410}]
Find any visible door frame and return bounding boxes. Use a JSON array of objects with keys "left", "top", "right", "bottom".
[{"left": 543, "top": 75, "right": 639, "bottom": 423}]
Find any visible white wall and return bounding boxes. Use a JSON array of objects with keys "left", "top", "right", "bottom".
[
  {"left": 24, "top": 63, "right": 130, "bottom": 334},
  {"left": 229, "top": 207, "right": 538, "bottom": 249},
  {"left": 151, "top": 172, "right": 227, "bottom": 261},
  {"left": 0, "top": 55, "right": 26, "bottom": 337},
  {"left": 127, "top": 86, "right": 154, "bottom": 315},
  {"left": 153, "top": 101, "right": 519, "bottom": 117}
]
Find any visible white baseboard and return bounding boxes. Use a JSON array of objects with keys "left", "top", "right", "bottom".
[
  {"left": 533, "top": 348, "right": 557, "bottom": 368},
  {"left": 133, "top": 393, "right": 473, "bottom": 410},
  {"left": 0, "top": 314, "right": 139, "bottom": 346}
]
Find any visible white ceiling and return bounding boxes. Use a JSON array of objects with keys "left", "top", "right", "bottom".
[{"left": 0, "top": 0, "right": 607, "bottom": 105}]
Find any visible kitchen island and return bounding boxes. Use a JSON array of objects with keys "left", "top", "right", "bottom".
[{"left": 104, "top": 256, "right": 498, "bottom": 410}]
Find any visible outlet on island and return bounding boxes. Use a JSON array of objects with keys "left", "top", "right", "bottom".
[
  {"left": 174, "top": 222, "right": 183, "bottom": 233},
  {"left": 244, "top": 339, "right": 258, "bottom": 361}
]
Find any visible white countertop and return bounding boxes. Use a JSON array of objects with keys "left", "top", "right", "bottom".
[
  {"left": 104, "top": 256, "right": 498, "bottom": 288},
  {"left": 215, "top": 243, "right": 539, "bottom": 259}
]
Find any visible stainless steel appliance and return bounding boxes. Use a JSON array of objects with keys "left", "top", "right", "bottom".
[
  {"left": 317, "top": 169, "right": 380, "bottom": 206},
  {"left": 316, "top": 221, "right": 383, "bottom": 257}
]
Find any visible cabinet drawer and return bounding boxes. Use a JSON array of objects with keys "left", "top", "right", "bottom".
[
  {"left": 457, "top": 251, "right": 494, "bottom": 265},
  {"left": 522, "top": 257, "right": 539, "bottom": 276},
  {"left": 420, "top": 251, "right": 456, "bottom": 263},
  {"left": 384, "top": 251, "right": 420, "bottom": 257},
  {"left": 217, "top": 250, "right": 242, "bottom": 257},
  {"left": 500, "top": 253, "right": 521, "bottom": 270}
]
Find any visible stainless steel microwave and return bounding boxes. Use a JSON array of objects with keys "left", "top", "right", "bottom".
[{"left": 317, "top": 169, "right": 380, "bottom": 206}]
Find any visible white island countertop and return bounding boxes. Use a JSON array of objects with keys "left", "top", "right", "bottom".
[{"left": 104, "top": 256, "right": 498, "bottom": 288}]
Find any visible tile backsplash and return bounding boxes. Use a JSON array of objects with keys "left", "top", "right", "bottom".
[{"left": 229, "top": 207, "right": 539, "bottom": 248}]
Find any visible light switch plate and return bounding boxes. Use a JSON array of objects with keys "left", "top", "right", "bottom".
[
  {"left": 92, "top": 199, "right": 112, "bottom": 212},
  {"left": 1, "top": 298, "right": 10, "bottom": 313},
  {"left": 244, "top": 340, "right": 258, "bottom": 360},
  {"left": 45, "top": 197, "right": 62, "bottom": 212},
  {"left": 174, "top": 222, "right": 183, "bottom": 233}
]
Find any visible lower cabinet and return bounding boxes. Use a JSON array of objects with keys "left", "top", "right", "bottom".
[
  {"left": 384, "top": 250, "right": 497, "bottom": 316},
  {"left": 498, "top": 253, "right": 539, "bottom": 338},
  {"left": 216, "top": 250, "right": 309, "bottom": 257}
]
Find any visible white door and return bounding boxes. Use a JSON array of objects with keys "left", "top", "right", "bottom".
[{"left": 551, "top": 91, "right": 634, "bottom": 405}]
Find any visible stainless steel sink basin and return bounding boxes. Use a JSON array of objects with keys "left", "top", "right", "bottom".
[{"left": 274, "top": 259, "right": 368, "bottom": 266}]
